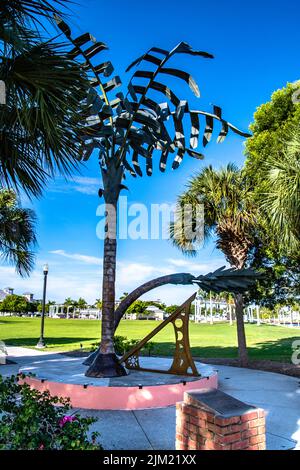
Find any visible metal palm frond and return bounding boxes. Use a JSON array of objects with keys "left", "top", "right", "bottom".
[
  {"left": 193, "top": 266, "right": 262, "bottom": 294},
  {"left": 55, "top": 17, "right": 251, "bottom": 180}
]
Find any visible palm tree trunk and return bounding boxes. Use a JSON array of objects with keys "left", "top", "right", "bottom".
[
  {"left": 85, "top": 163, "right": 127, "bottom": 377},
  {"left": 234, "top": 293, "right": 248, "bottom": 367}
]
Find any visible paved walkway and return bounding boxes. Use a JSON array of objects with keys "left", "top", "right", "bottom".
[{"left": 2, "top": 347, "right": 300, "bottom": 450}]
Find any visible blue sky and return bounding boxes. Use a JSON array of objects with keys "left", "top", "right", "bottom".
[{"left": 1, "top": 0, "right": 300, "bottom": 304}]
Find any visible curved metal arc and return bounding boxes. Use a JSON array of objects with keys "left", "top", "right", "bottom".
[{"left": 119, "top": 292, "right": 198, "bottom": 376}]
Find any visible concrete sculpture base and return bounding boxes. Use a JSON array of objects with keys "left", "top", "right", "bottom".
[{"left": 20, "top": 356, "right": 218, "bottom": 410}]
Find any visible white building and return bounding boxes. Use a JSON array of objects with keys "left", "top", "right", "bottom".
[{"left": 23, "top": 292, "right": 34, "bottom": 302}]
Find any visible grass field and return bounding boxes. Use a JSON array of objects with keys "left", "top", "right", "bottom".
[{"left": 1, "top": 317, "right": 300, "bottom": 362}]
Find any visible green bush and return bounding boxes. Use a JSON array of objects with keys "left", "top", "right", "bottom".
[
  {"left": 90, "top": 336, "right": 156, "bottom": 356},
  {"left": 0, "top": 374, "right": 102, "bottom": 450},
  {"left": 114, "top": 335, "right": 139, "bottom": 355}
]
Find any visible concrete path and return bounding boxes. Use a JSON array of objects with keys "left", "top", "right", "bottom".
[{"left": 1, "top": 347, "right": 300, "bottom": 450}]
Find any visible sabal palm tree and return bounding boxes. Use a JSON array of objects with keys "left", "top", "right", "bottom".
[
  {"left": 55, "top": 16, "right": 250, "bottom": 377},
  {"left": 76, "top": 297, "right": 87, "bottom": 310},
  {"left": 170, "top": 164, "right": 258, "bottom": 366},
  {"left": 0, "top": 0, "right": 89, "bottom": 196},
  {"left": 0, "top": 189, "right": 36, "bottom": 275},
  {"left": 261, "top": 126, "right": 300, "bottom": 252}
]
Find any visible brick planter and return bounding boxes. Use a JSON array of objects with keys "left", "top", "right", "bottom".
[{"left": 176, "top": 388, "right": 266, "bottom": 450}]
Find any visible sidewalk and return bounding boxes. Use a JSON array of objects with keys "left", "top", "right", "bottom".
[{"left": 1, "top": 347, "right": 299, "bottom": 450}]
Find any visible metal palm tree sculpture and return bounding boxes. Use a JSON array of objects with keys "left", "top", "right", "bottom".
[{"left": 55, "top": 16, "right": 251, "bottom": 377}]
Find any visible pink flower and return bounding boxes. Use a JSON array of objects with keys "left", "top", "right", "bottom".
[
  {"left": 38, "top": 443, "right": 44, "bottom": 450},
  {"left": 59, "top": 415, "right": 77, "bottom": 427}
]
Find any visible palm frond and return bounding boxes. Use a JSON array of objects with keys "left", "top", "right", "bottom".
[{"left": 0, "top": 189, "right": 37, "bottom": 275}]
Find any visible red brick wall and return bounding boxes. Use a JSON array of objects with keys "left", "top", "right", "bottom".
[{"left": 176, "top": 392, "right": 266, "bottom": 450}]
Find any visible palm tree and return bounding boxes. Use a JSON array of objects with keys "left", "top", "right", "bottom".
[
  {"left": 76, "top": 297, "right": 87, "bottom": 310},
  {"left": 55, "top": 16, "right": 250, "bottom": 377},
  {"left": 170, "top": 164, "right": 258, "bottom": 366},
  {"left": 261, "top": 126, "right": 300, "bottom": 252},
  {"left": 0, "top": 189, "right": 36, "bottom": 275},
  {"left": 0, "top": 0, "right": 89, "bottom": 196}
]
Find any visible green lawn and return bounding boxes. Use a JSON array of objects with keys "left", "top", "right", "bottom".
[{"left": 1, "top": 317, "right": 299, "bottom": 362}]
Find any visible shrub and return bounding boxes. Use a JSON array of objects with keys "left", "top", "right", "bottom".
[
  {"left": 114, "top": 335, "right": 139, "bottom": 355},
  {"left": 90, "top": 336, "right": 156, "bottom": 356},
  {"left": 0, "top": 374, "right": 102, "bottom": 450}
]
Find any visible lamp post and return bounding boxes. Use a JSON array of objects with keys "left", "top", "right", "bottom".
[{"left": 36, "top": 264, "right": 49, "bottom": 348}]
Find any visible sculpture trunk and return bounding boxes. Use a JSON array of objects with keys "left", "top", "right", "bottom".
[{"left": 85, "top": 164, "right": 127, "bottom": 377}]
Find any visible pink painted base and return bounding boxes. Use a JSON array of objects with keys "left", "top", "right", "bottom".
[{"left": 21, "top": 373, "right": 218, "bottom": 410}]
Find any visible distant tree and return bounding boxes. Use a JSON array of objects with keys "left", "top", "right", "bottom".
[
  {"left": 94, "top": 299, "right": 102, "bottom": 310},
  {"left": 37, "top": 300, "right": 55, "bottom": 314},
  {"left": 63, "top": 297, "right": 76, "bottom": 313},
  {"left": 119, "top": 293, "right": 129, "bottom": 301},
  {"left": 0, "top": 294, "right": 30, "bottom": 314},
  {"left": 127, "top": 300, "right": 148, "bottom": 316},
  {"left": 259, "top": 126, "right": 300, "bottom": 252},
  {"left": 245, "top": 83, "right": 300, "bottom": 187},
  {"left": 76, "top": 297, "right": 88, "bottom": 310},
  {"left": 170, "top": 164, "right": 258, "bottom": 366},
  {"left": 165, "top": 305, "right": 179, "bottom": 315},
  {"left": 244, "top": 84, "right": 300, "bottom": 304}
]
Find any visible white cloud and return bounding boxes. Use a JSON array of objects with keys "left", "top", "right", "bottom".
[
  {"left": 72, "top": 177, "right": 100, "bottom": 186},
  {"left": 49, "top": 250, "right": 102, "bottom": 265},
  {"left": 166, "top": 257, "right": 227, "bottom": 274},
  {"left": 0, "top": 249, "right": 228, "bottom": 306},
  {"left": 46, "top": 176, "right": 100, "bottom": 196}
]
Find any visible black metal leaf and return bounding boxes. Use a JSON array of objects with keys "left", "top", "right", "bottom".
[
  {"left": 146, "top": 149, "right": 153, "bottom": 176},
  {"left": 160, "top": 68, "right": 200, "bottom": 97},
  {"left": 158, "top": 102, "right": 171, "bottom": 121},
  {"left": 217, "top": 122, "right": 229, "bottom": 143},
  {"left": 115, "top": 111, "right": 160, "bottom": 132},
  {"left": 103, "top": 76, "right": 122, "bottom": 93},
  {"left": 54, "top": 14, "right": 71, "bottom": 38},
  {"left": 73, "top": 32, "right": 97, "bottom": 47},
  {"left": 123, "top": 159, "right": 137, "bottom": 177},
  {"left": 172, "top": 114, "right": 185, "bottom": 150},
  {"left": 129, "top": 128, "right": 155, "bottom": 146},
  {"left": 187, "top": 149, "right": 205, "bottom": 160},
  {"left": 128, "top": 82, "right": 138, "bottom": 102},
  {"left": 126, "top": 53, "right": 162, "bottom": 72},
  {"left": 109, "top": 97, "right": 122, "bottom": 109},
  {"left": 190, "top": 112, "right": 200, "bottom": 148},
  {"left": 94, "top": 61, "right": 114, "bottom": 77},
  {"left": 159, "top": 149, "right": 169, "bottom": 172},
  {"left": 132, "top": 151, "right": 143, "bottom": 176},
  {"left": 213, "top": 105, "right": 222, "bottom": 119},
  {"left": 130, "top": 142, "right": 150, "bottom": 159},
  {"left": 171, "top": 42, "right": 214, "bottom": 59},
  {"left": 133, "top": 70, "right": 155, "bottom": 80},
  {"left": 140, "top": 96, "right": 161, "bottom": 115},
  {"left": 172, "top": 149, "right": 185, "bottom": 169},
  {"left": 83, "top": 42, "right": 108, "bottom": 60},
  {"left": 176, "top": 100, "right": 188, "bottom": 121},
  {"left": 150, "top": 47, "right": 169, "bottom": 56},
  {"left": 203, "top": 115, "right": 214, "bottom": 147},
  {"left": 149, "top": 82, "right": 180, "bottom": 107}
]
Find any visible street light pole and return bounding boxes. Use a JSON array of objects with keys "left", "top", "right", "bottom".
[{"left": 36, "top": 264, "right": 49, "bottom": 348}]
